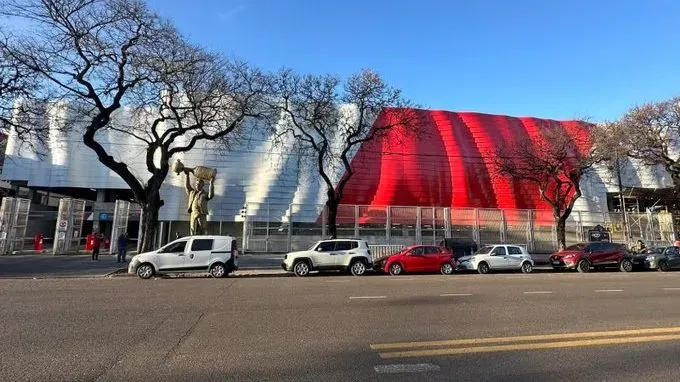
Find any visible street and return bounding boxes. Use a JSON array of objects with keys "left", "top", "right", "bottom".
[{"left": 3, "top": 272, "right": 680, "bottom": 381}]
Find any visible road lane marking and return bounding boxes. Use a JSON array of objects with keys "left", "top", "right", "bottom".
[
  {"left": 440, "top": 293, "right": 472, "bottom": 297},
  {"left": 663, "top": 287, "right": 680, "bottom": 291},
  {"left": 377, "top": 334, "right": 680, "bottom": 359},
  {"left": 595, "top": 289, "right": 624, "bottom": 293},
  {"left": 374, "top": 364, "right": 440, "bottom": 373},
  {"left": 349, "top": 296, "right": 386, "bottom": 300},
  {"left": 370, "top": 326, "right": 680, "bottom": 350},
  {"left": 523, "top": 291, "right": 553, "bottom": 294}
]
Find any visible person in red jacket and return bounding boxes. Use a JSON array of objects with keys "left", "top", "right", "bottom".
[{"left": 91, "top": 232, "right": 103, "bottom": 261}]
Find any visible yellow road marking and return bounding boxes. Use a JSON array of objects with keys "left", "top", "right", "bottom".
[
  {"left": 371, "top": 326, "right": 680, "bottom": 350},
  {"left": 378, "top": 333, "right": 680, "bottom": 359}
]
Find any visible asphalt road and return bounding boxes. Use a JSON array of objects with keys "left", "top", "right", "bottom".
[{"left": 3, "top": 271, "right": 680, "bottom": 381}]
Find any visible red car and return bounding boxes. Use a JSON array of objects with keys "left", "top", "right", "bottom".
[
  {"left": 549, "top": 242, "right": 633, "bottom": 273},
  {"left": 379, "top": 245, "right": 456, "bottom": 275}
]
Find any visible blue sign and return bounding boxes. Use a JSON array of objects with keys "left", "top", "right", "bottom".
[{"left": 99, "top": 212, "right": 111, "bottom": 221}]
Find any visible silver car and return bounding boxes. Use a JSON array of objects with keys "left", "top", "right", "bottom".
[{"left": 645, "top": 246, "right": 680, "bottom": 271}]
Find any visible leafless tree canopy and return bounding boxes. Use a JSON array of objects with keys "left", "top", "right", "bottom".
[
  {"left": 493, "top": 124, "right": 601, "bottom": 249},
  {"left": 615, "top": 97, "right": 680, "bottom": 186},
  {"left": 0, "top": 0, "right": 268, "bottom": 250},
  {"left": 266, "top": 69, "right": 421, "bottom": 237},
  {"left": 0, "top": 29, "right": 48, "bottom": 149}
]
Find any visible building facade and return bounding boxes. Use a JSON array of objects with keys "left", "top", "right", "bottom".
[{"left": 1, "top": 105, "right": 675, "bottom": 248}]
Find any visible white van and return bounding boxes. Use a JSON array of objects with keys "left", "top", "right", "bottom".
[{"left": 128, "top": 235, "right": 238, "bottom": 279}]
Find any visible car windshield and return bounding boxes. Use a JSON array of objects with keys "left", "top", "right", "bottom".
[
  {"left": 475, "top": 246, "right": 494, "bottom": 255},
  {"left": 565, "top": 243, "right": 586, "bottom": 251}
]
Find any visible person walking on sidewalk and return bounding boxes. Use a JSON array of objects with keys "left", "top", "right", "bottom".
[
  {"left": 117, "top": 232, "right": 129, "bottom": 263},
  {"left": 91, "top": 232, "right": 102, "bottom": 261}
]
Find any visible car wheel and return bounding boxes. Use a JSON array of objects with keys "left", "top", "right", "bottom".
[
  {"left": 350, "top": 260, "right": 367, "bottom": 276},
  {"left": 389, "top": 263, "right": 403, "bottom": 276},
  {"left": 576, "top": 259, "right": 590, "bottom": 273},
  {"left": 136, "top": 263, "right": 154, "bottom": 279},
  {"left": 521, "top": 261, "right": 533, "bottom": 273},
  {"left": 209, "top": 262, "right": 227, "bottom": 278},
  {"left": 293, "top": 260, "right": 311, "bottom": 277},
  {"left": 619, "top": 259, "right": 634, "bottom": 273},
  {"left": 658, "top": 260, "right": 670, "bottom": 272},
  {"left": 440, "top": 263, "right": 454, "bottom": 275},
  {"left": 477, "top": 262, "right": 490, "bottom": 274}
]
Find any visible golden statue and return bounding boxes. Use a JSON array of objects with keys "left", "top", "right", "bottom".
[{"left": 173, "top": 159, "right": 216, "bottom": 235}]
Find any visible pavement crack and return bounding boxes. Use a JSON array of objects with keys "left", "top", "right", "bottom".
[{"left": 163, "top": 311, "right": 205, "bottom": 362}]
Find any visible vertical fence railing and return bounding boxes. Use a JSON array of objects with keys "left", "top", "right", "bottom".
[{"left": 211, "top": 202, "right": 677, "bottom": 254}]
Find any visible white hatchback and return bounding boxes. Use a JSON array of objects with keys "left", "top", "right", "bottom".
[
  {"left": 457, "top": 244, "right": 534, "bottom": 274},
  {"left": 128, "top": 235, "right": 238, "bottom": 279}
]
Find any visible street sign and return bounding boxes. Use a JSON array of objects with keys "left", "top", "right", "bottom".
[{"left": 99, "top": 212, "right": 111, "bottom": 221}]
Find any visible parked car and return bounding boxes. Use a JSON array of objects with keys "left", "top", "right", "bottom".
[
  {"left": 549, "top": 242, "right": 633, "bottom": 273},
  {"left": 128, "top": 235, "right": 238, "bottom": 279},
  {"left": 632, "top": 247, "right": 665, "bottom": 270},
  {"left": 645, "top": 246, "right": 680, "bottom": 271},
  {"left": 456, "top": 244, "right": 534, "bottom": 274},
  {"left": 377, "top": 245, "right": 455, "bottom": 275},
  {"left": 281, "top": 239, "right": 372, "bottom": 277},
  {"left": 439, "top": 238, "right": 478, "bottom": 260}
]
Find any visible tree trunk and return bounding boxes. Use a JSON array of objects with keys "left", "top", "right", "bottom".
[
  {"left": 326, "top": 199, "right": 338, "bottom": 239},
  {"left": 556, "top": 216, "right": 567, "bottom": 251},
  {"left": 139, "top": 192, "right": 162, "bottom": 253}
]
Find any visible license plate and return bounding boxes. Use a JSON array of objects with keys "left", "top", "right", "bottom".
[{"left": 552, "top": 261, "right": 561, "bottom": 265}]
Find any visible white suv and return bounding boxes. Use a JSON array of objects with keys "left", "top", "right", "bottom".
[
  {"left": 282, "top": 239, "right": 372, "bottom": 277},
  {"left": 128, "top": 235, "right": 238, "bottom": 279},
  {"left": 457, "top": 244, "right": 534, "bottom": 274}
]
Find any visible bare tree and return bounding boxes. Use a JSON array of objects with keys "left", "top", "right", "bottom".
[
  {"left": 1, "top": 0, "right": 267, "bottom": 251},
  {"left": 493, "top": 124, "right": 601, "bottom": 250},
  {"left": 616, "top": 97, "right": 680, "bottom": 188},
  {"left": 0, "top": 29, "right": 48, "bottom": 150},
  {"left": 266, "top": 69, "right": 420, "bottom": 238}
]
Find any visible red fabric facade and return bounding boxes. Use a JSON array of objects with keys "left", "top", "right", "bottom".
[{"left": 339, "top": 109, "right": 591, "bottom": 211}]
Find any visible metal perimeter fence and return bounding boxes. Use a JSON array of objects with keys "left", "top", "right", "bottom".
[{"left": 241, "top": 203, "right": 677, "bottom": 254}]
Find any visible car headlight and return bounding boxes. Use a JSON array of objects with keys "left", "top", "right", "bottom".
[{"left": 646, "top": 256, "right": 656, "bottom": 261}]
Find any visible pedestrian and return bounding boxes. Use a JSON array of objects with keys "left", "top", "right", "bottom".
[
  {"left": 117, "top": 232, "right": 128, "bottom": 263},
  {"left": 91, "top": 232, "right": 102, "bottom": 261},
  {"left": 175, "top": 232, "right": 180, "bottom": 240}
]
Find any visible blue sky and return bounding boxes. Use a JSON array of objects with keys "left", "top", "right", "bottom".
[{"left": 130, "top": 1, "right": 680, "bottom": 121}]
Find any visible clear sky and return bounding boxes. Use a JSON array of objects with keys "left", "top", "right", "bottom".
[{"left": 138, "top": 1, "right": 680, "bottom": 121}]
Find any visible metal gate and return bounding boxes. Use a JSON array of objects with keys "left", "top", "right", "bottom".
[
  {"left": 53, "top": 198, "right": 86, "bottom": 255},
  {"left": 0, "top": 197, "right": 31, "bottom": 255},
  {"left": 109, "top": 200, "right": 130, "bottom": 254}
]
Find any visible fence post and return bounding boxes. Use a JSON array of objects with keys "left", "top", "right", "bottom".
[
  {"left": 416, "top": 207, "right": 422, "bottom": 244},
  {"left": 219, "top": 220, "right": 222, "bottom": 236},
  {"left": 321, "top": 205, "right": 327, "bottom": 238},
  {"left": 444, "top": 207, "right": 451, "bottom": 240},
  {"left": 473, "top": 208, "right": 480, "bottom": 245},
  {"left": 500, "top": 210, "right": 507, "bottom": 244},
  {"left": 265, "top": 204, "right": 270, "bottom": 253},
  {"left": 241, "top": 203, "right": 248, "bottom": 254},
  {"left": 354, "top": 205, "right": 360, "bottom": 238},
  {"left": 287, "top": 204, "right": 292, "bottom": 252},
  {"left": 527, "top": 210, "right": 535, "bottom": 253},
  {"left": 386, "top": 206, "right": 391, "bottom": 245}
]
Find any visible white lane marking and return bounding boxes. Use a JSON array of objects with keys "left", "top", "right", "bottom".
[
  {"left": 523, "top": 291, "right": 553, "bottom": 294},
  {"left": 374, "top": 363, "right": 441, "bottom": 374},
  {"left": 663, "top": 287, "right": 680, "bottom": 291},
  {"left": 349, "top": 296, "right": 386, "bottom": 300},
  {"left": 595, "top": 289, "right": 624, "bottom": 293},
  {"left": 440, "top": 293, "right": 473, "bottom": 297}
]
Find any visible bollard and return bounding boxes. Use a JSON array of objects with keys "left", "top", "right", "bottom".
[{"left": 34, "top": 233, "right": 44, "bottom": 251}]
